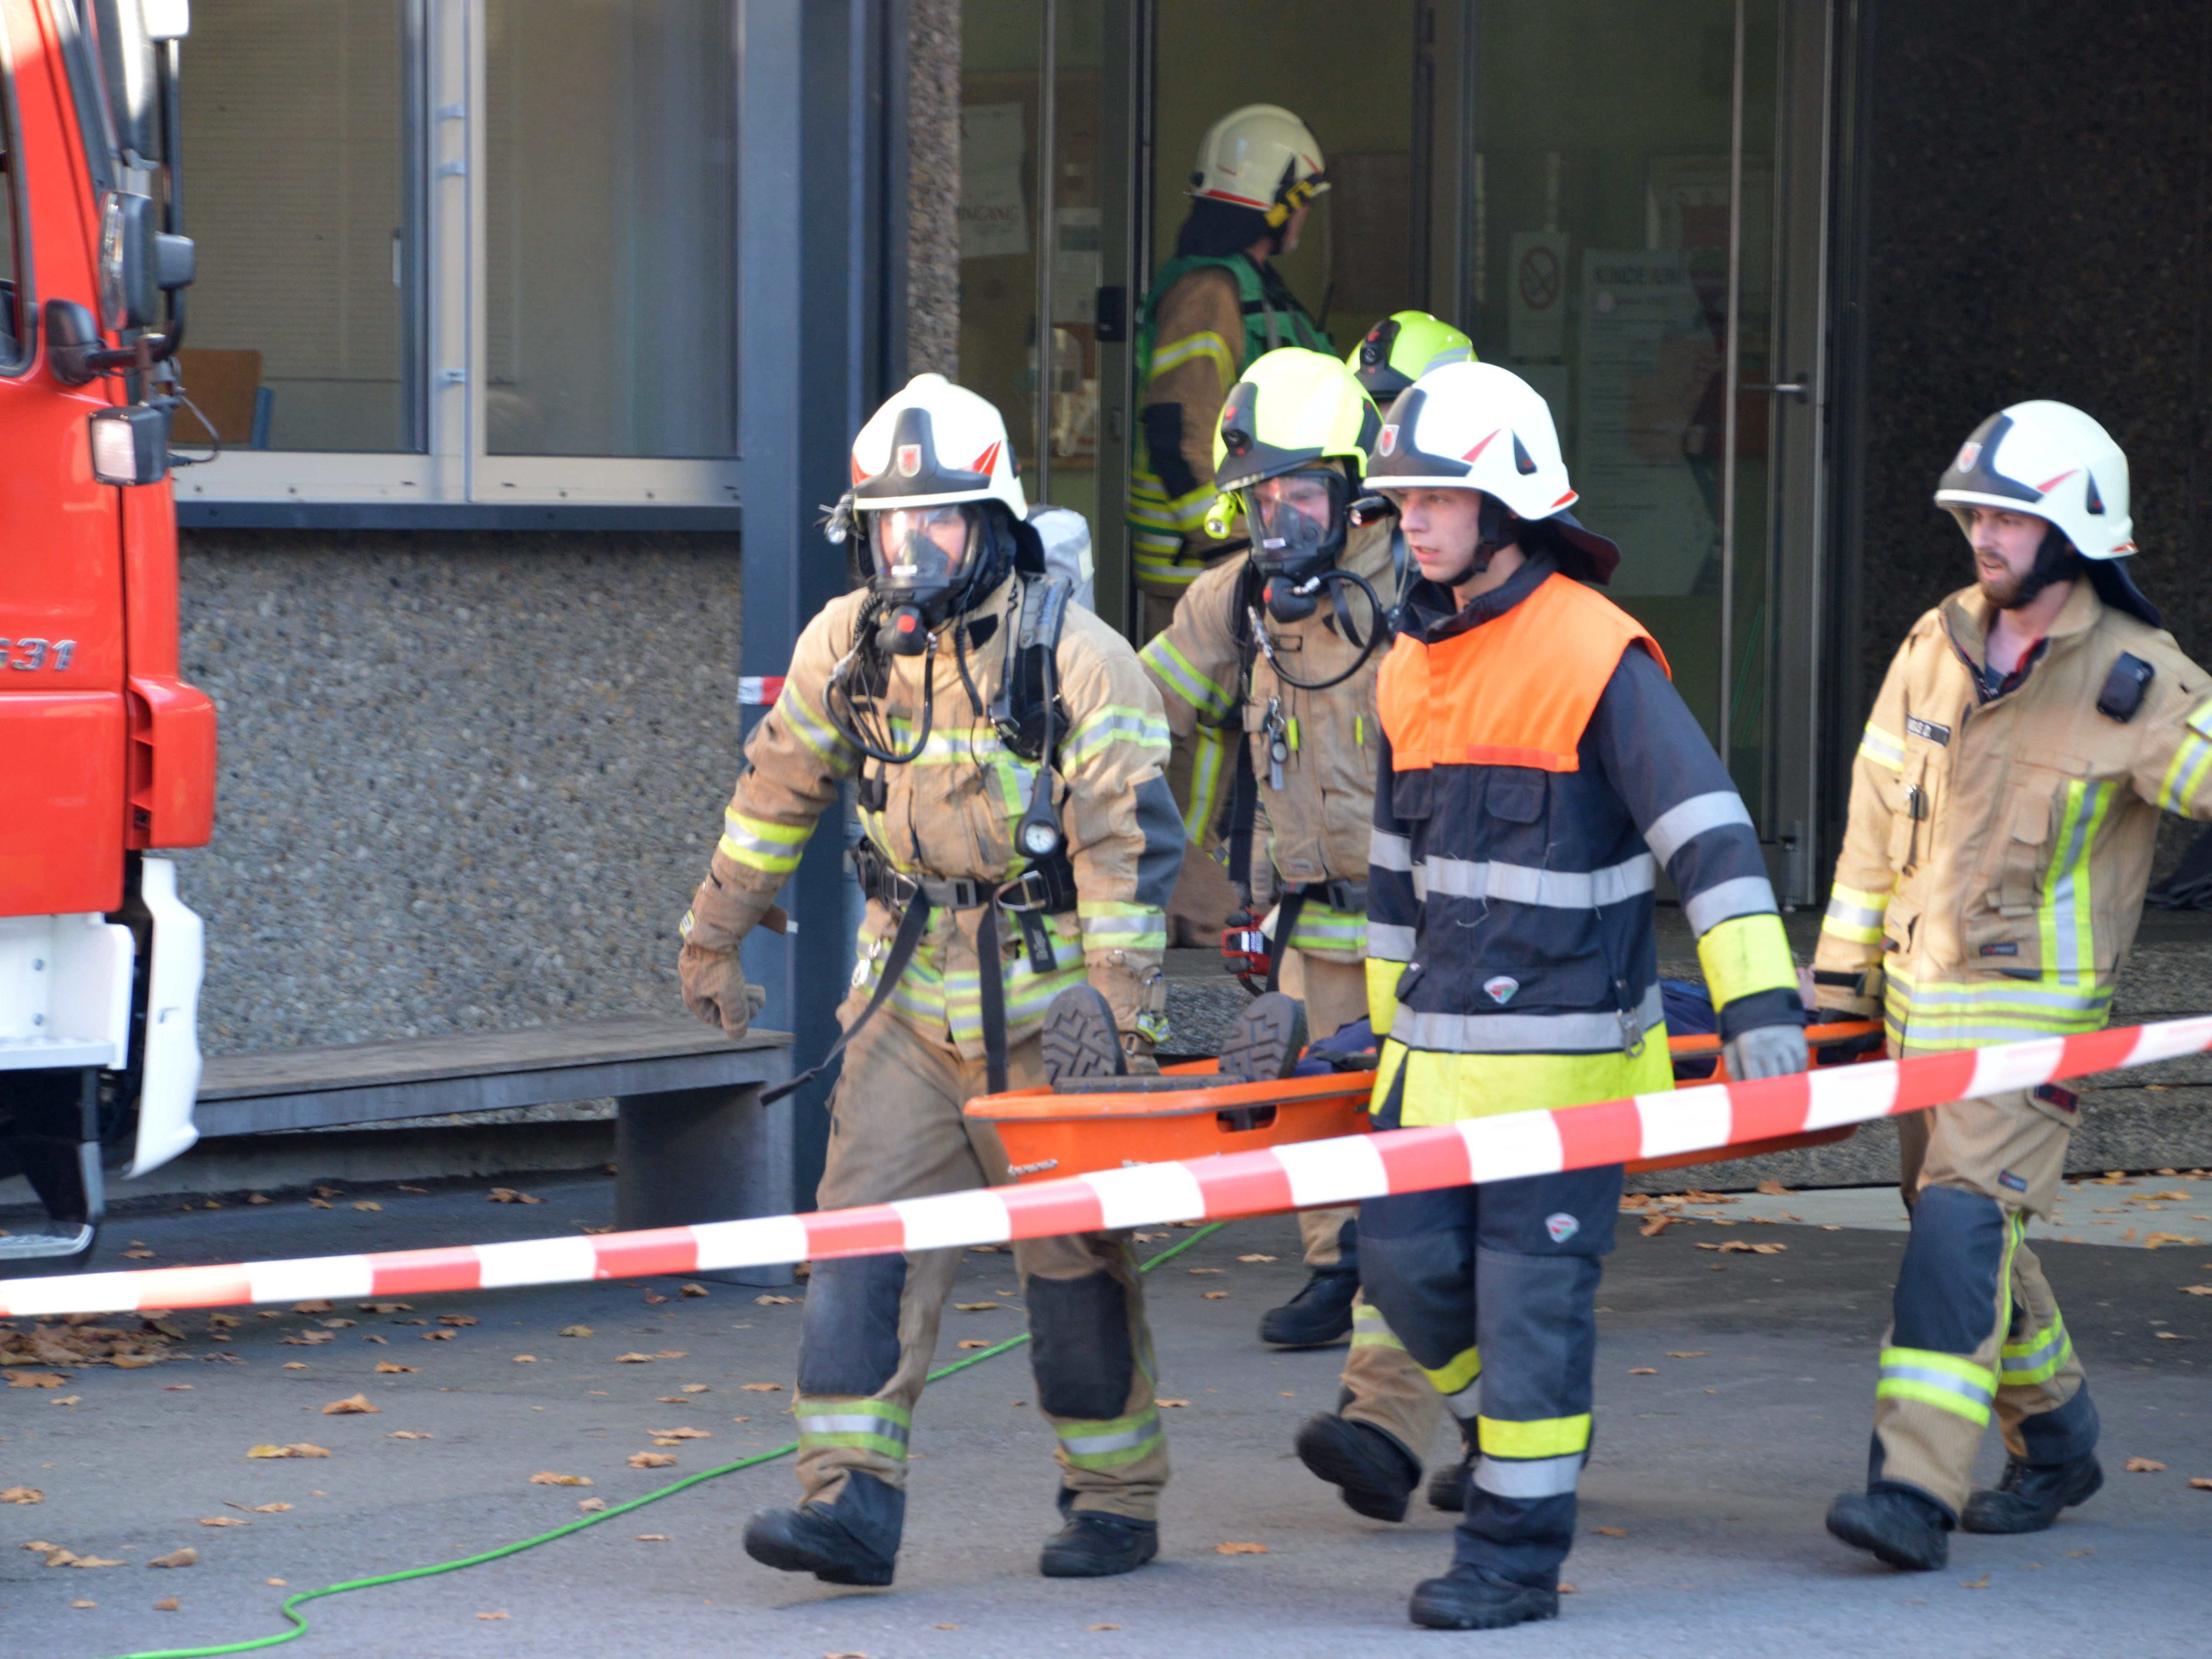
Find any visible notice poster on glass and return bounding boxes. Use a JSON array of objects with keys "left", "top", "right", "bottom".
[
  {"left": 1052, "top": 207, "right": 1101, "bottom": 324},
  {"left": 1507, "top": 231, "right": 1568, "bottom": 360},
  {"left": 1574, "top": 249, "right": 1720, "bottom": 597},
  {"left": 960, "top": 103, "right": 1029, "bottom": 260}
]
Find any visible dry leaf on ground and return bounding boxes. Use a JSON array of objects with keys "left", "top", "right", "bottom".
[
  {"left": 2189, "top": 1478, "right": 2212, "bottom": 1491},
  {"left": 529, "top": 1472, "right": 592, "bottom": 1486},
  {"left": 306, "top": 1200, "right": 333, "bottom": 1211},
  {"left": 154, "top": 1596, "right": 180, "bottom": 1611},
  {"left": 755, "top": 1294, "right": 798, "bottom": 1306},
  {"left": 956, "top": 1340, "right": 991, "bottom": 1350},
  {"left": 680, "top": 1284, "right": 709, "bottom": 1298},
  {"left": 654, "top": 1350, "right": 687, "bottom": 1360},
  {"left": 513, "top": 1355, "right": 538, "bottom": 1364},
  {"left": 358, "top": 1302, "right": 411, "bottom": 1314},
  {"left": 2127, "top": 1457, "right": 2167, "bottom": 1472},
  {"left": 122, "top": 1248, "right": 156, "bottom": 1259},
  {"left": 373, "top": 1362, "right": 419, "bottom": 1374},
  {"left": 1594, "top": 1526, "right": 1627, "bottom": 1537},
  {"left": 741, "top": 1382, "right": 783, "bottom": 1391},
  {"left": 1203, "top": 1291, "right": 1229, "bottom": 1299},
  {"left": 616, "top": 1352, "right": 655, "bottom": 1364},
  {"left": 437, "top": 1314, "right": 479, "bottom": 1328},
  {"left": 577, "top": 1498, "right": 606, "bottom": 1513},
  {"left": 635, "top": 1533, "right": 671, "bottom": 1542},
  {"left": 280, "top": 1362, "right": 308, "bottom": 1370},
  {"left": 680, "top": 1383, "right": 711, "bottom": 1394},
  {"left": 1158, "top": 1399, "right": 1191, "bottom": 1408},
  {"left": 1188, "top": 1267, "right": 1226, "bottom": 1275},
  {"left": 1666, "top": 1351, "right": 1708, "bottom": 1359},
  {"left": 1088, "top": 1623, "right": 1121, "bottom": 1630},
  {"left": 322, "top": 1394, "right": 378, "bottom": 1415},
  {"left": 477, "top": 1610, "right": 509, "bottom": 1620},
  {"left": 389, "top": 1431, "right": 433, "bottom": 1440},
  {"left": 421, "top": 1331, "right": 455, "bottom": 1342},
  {"left": 197, "top": 1517, "right": 250, "bottom": 1528},
  {"left": 1237, "top": 1254, "right": 1277, "bottom": 1263},
  {"left": 1215, "top": 1541, "right": 1268, "bottom": 1554},
  {"left": 2145, "top": 1233, "right": 2201, "bottom": 1250},
  {"left": 148, "top": 1549, "right": 198, "bottom": 1569},
  {"left": 353, "top": 1202, "right": 382, "bottom": 1213},
  {"left": 1629, "top": 1367, "right": 1658, "bottom": 1376},
  {"left": 487, "top": 1188, "right": 543, "bottom": 1205},
  {"left": 647, "top": 1427, "right": 712, "bottom": 1439},
  {"left": 1, "top": 1486, "right": 44, "bottom": 1503},
  {"left": 559, "top": 1325, "right": 594, "bottom": 1338},
  {"left": 1757, "top": 1180, "right": 1792, "bottom": 1195},
  {"left": 245, "top": 1444, "right": 330, "bottom": 1460},
  {"left": 628, "top": 1452, "right": 678, "bottom": 1469},
  {"left": 5, "top": 1371, "right": 70, "bottom": 1388},
  {"left": 1961, "top": 1574, "right": 1990, "bottom": 1588},
  {"left": 954, "top": 1301, "right": 1000, "bottom": 1311}
]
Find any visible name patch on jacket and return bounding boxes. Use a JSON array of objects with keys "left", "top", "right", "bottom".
[
  {"left": 1905, "top": 715, "right": 1951, "bottom": 746},
  {"left": 1979, "top": 941, "right": 2018, "bottom": 956}
]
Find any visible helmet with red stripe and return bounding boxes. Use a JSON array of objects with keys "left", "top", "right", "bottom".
[{"left": 1935, "top": 401, "right": 2134, "bottom": 560}]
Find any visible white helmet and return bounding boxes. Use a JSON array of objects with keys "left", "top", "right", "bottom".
[
  {"left": 1368, "top": 361, "right": 1620, "bottom": 584},
  {"left": 1934, "top": 400, "right": 2135, "bottom": 559},
  {"left": 847, "top": 375, "right": 1027, "bottom": 628},
  {"left": 1189, "top": 105, "right": 1328, "bottom": 226}
]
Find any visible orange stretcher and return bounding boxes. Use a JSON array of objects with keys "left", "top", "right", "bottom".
[{"left": 964, "top": 1020, "right": 1885, "bottom": 1186}]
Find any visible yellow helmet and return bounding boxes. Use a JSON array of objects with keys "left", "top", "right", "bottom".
[
  {"left": 1347, "top": 311, "right": 1475, "bottom": 403},
  {"left": 1205, "top": 348, "right": 1380, "bottom": 578}
]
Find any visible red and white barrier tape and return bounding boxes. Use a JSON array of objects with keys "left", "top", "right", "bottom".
[
  {"left": 738, "top": 675, "right": 787, "bottom": 708},
  {"left": 8, "top": 1015, "right": 2209, "bottom": 1320}
]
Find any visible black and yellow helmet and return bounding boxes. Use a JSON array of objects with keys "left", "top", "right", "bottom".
[
  {"left": 1205, "top": 348, "right": 1380, "bottom": 585},
  {"left": 1347, "top": 311, "right": 1475, "bottom": 404}
]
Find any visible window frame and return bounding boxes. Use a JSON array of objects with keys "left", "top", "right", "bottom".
[
  {"left": 0, "top": 2, "right": 35, "bottom": 378},
  {"left": 172, "top": 0, "right": 741, "bottom": 528}
]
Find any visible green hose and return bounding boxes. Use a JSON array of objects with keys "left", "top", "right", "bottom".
[{"left": 100, "top": 1222, "right": 1231, "bottom": 1659}]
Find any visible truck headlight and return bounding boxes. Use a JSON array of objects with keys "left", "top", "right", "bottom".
[{"left": 90, "top": 405, "right": 171, "bottom": 486}]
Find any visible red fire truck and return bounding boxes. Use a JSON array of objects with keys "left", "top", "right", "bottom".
[{"left": 2, "top": 0, "right": 212, "bottom": 1267}]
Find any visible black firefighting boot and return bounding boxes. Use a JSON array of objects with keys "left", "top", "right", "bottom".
[
  {"left": 1039, "top": 1489, "right": 1159, "bottom": 1578},
  {"left": 1042, "top": 985, "right": 1126, "bottom": 1085},
  {"left": 1408, "top": 1566, "right": 1560, "bottom": 1631},
  {"left": 1428, "top": 1424, "right": 1476, "bottom": 1512},
  {"left": 1825, "top": 1484, "right": 1951, "bottom": 1571},
  {"left": 1217, "top": 990, "right": 1307, "bottom": 1084},
  {"left": 1295, "top": 1411, "right": 1421, "bottom": 1523},
  {"left": 743, "top": 1470, "right": 903, "bottom": 1586},
  {"left": 1962, "top": 1454, "right": 2103, "bottom": 1534},
  {"left": 1259, "top": 1264, "right": 1359, "bottom": 1346}
]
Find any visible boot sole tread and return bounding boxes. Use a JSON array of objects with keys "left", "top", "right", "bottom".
[{"left": 1295, "top": 1419, "right": 1414, "bottom": 1523}]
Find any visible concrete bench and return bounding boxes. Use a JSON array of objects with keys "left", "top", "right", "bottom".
[{"left": 196, "top": 1017, "right": 793, "bottom": 1284}]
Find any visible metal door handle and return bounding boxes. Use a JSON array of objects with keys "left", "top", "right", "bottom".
[{"left": 1743, "top": 381, "right": 1810, "bottom": 402}]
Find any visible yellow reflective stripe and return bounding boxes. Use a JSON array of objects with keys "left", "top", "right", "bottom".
[
  {"left": 1998, "top": 1310, "right": 2072, "bottom": 1387},
  {"left": 1139, "top": 635, "right": 1235, "bottom": 722},
  {"left": 1877, "top": 1346, "right": 1995, "bottom": 1424},
  {"left": 1186, "top": 725, "right": 1232, "bottom": 840},
  {"left": 1366, "top": 957, "right": 1400, "bottom": 1038},
  {"left": 1146, "top": 330, "right": 1236, "bottom": 389},
  {"left": 1349, "top": 1302, "right": 1406, "bottom": 1352},
  {"left": 1378, "top": 1038, "right": 1674, "bottom": 1125},
  {"left": 1285, "top": 902, "right": 1365, "bottom": 957},
  {"left": 1078, "top": 901, "right": 1167, "bottom": 952},
  {"left": 1696, "top": 912, "right": 1799, "bottom": 1008},
  {"left": 718, "top": 809, "right": 810, "bottom": 875},
  {"left": 781, "top": 684, "right": 857, "bottom": 766},
  {"left": 2038, "top": 780, "right": 2115, "bottom": 989},
  {"left": 2158, "top": 731, "right": 2212, "bottom": 813},
  {"left": 1063, "top": 704, "right": 1171, "bottom": 767},
  {"left": 1858, "top": 722, "right": 1905, "bottom": 771},
  {"left": 1422, "top": 1345, "right": 1482, "bottom": 1396},
  {"left": 1477, "top": 1413, "right": 1591, "bottom": 1460},
  {"left": 1824, "top": 880, "right": 1892, "bottom": 943}
]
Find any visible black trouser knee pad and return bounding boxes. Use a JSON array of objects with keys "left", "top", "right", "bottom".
[
  {"left": 1893, "top": 1185, "right": 2006, "bottom": 1353},
  {"left": 1027, "top": 1270, "right": 1136, "bottom": 1421},
  {"left": 798, "top": 1254, "right": 908, "bottom": 1398}
]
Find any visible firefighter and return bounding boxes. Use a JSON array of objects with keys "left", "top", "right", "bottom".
[
  {"left": 1358, "top": 361, "right": 1809, "bottom": 1630},
  {"left": 678, "top": 374, "right": 1186, "bottom": 1584},
  {"left": 1818, "top": 402, "right": 2212, "bottom": 1571},
  {"left": 1132, "top": 104, "right": 1332, "bottom": 951},
  {"left": 1135, "top": 347, "right": 1445, "bottom": 1518}
]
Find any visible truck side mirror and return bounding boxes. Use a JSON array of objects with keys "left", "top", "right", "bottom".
[
  {"left": 45, "top": 297, "right": 106, "bottom": 387},
  {"left": 100, "top": 193, "right": 161, "bottom": 331}
]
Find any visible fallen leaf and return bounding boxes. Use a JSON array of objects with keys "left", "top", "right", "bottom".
[
  {"left": 154, "top": 1596, "right": 180, "bottom": 1610},
  {"left": 2158, "top": 1331, "right": 2185, "bottom": 1340},
  {"left": 398, "top": 1185, "right": 428, "bottom": 1193},
  {"left": 2145, "top": 1233, "right": 2201, "bottom": 1250},
  {"left": 246, "top": 1445, "right": 292, "bottom": 1458},
  {"left": 1961, "top": 1574, "right": 1989, "bottom": 1588},
  {"left": 1667, "top": 1351, "right": 1708, "bottom": 1359},
  {"left": 282, "top": 1332, "right": 334, "bottom": 1346},
  {"left": 246, "top": 1503, "right": 293, "bottom": 1513},
  {"left": 122, "top": 1248, "right": 156, "bottom": 1259},
  {"left": 741, "top": 1382, "right": 783, "bottom": 1391},
  {"left": 513, "top": 1355, "right": 538, "bottom": 1363},
  {"left": 755, "top": 1294, "right": 798, "bottom": 1306},
  {"left": 1203, "top": 1290, "right": 1230, "bottom": 1299},
  {"left": 1820, "top": 1224, "right": 1843, "bottom": 1231},
  {"left": 1188, "top": 1267, "right": 1226, "bottom": 1275},
  {"left": 421, "top": 1331, "right": 455, "bottom": 1341},
  {"left": 389, "top": 1430, "right": 433, "bottom": 1440},
  {"left": 655, "top": 1350, "right": 687, "bottom": 1360},
  {"left": 933, "top": 1624, "right": 959, "bottom": 1630},
  {"left": 321, "top": 1317, "right": 356, "bottom": 1329},
  {"left": 353, "top": 1202, "right": 383, "bottom": 1213},
  {"left": 1215, "top": 1540, "right": 1268, "bottom": 1554},
  {"left": 209, "top": 1314, "right": 243, "bottom": 1328},
  {"left": 1757, "top": 1180, "right": 1792, "bottom": 1195},
  {"left": 954, "top": 1301, "right": 1000, "bottom": 1311},
  {"left": 5, "top": 1371, "right": 69, "bottom": 1388},
  {"left": 956, "top": 1340, "right": 992, "bottom": 1350},
  {"left": 1237, "top": 1254, "right": 1277, "bottom": 1263},
  {"left": 438, "top": 1314, "right": 479, "bottom": 1328},
  {"left": 2190, "top": 1478, "right": 2212, "bottom": 1491},
  {"left": 198, "top": 1517, "right": 250, "bottom": 1528},
  {"left": 529, "top": 1472, "right": 592, "bottom": 1486},
  {"left": 731, "top": 1416, "right": 751, "bottom": 1423},
  {"left": 1629, "top": 1368, "right": 1657, "bottom": 1376},
  {"left": 374, "top": 1362, "right": 419, "bottom": 1374},
  {"left": 2185, "top": 1286, "right": 2212, "bottom": 1297},
  {"left": 647, "top": 1426, "right": 713, "bottom": 1439},
  {"left": 1640, "top": 1215, "right": 1677, "bottom": 1236},
  {"left": 2067, "top": 1548, "right": 2094, "bottom": 1558},
  {"left": 487, "top": 1188, "right": 543, "bottom": 1205},
  {"left": 307, "top": 1199, "right": 333, "bottom": 1210},
  {"left": 680, "top": 1284, "right": 710, "bottom": 1298},
  {"left": 149, "top": 1548, "right": 198, "bottom": 1569},
  {"left": 52, "top": 1395, "right": 83, "bottom": 1406},
  {"left": 322, "top": 1393, "right": 379, "bottom": 1415},
  {"left": 635, "top": 1533, "right": 671, "bottom": 1542},
  {"left": 1088, "top": 1623, "right": 1122, "bottom": 1630},
  {"left": 1158, "top": 1398, "right": 1191, "bottom": 1408},
  {"left": 2151, "top": 1190, "right": 2194, "bottom": 1202},
  {"left": 1, "top": 1486, "right": 44, "bottom": 1503},
  {"left": 680, "top": 1383, "right": 711, "bottom": 1394},
  {"left": 628, "top": 1452, "right": 678, "bottom": 1469},
  {"left": 266, "top": 1577, "right": 288, "bottom": 1585},
  {"left": 560, "top": 1325, "right": 594, "bottom": 1338},
  {"left": 1558, "top": 1583, "right": 1577, "bottom": 1594},
  {"left": 358, "top": 1302, "right": 412, "bottom": 1314},
  {"left": 1594, "top": 1526, "right": 1628, "bottom": 1537},
  {"left": 616, "top": 1352, "right": 656, "bottom": 1364},
  {"left": 577, "top": 1498, "right": 606, "bottom": 1512},
  {"left": 72, "top": 1598, "right": 96, "bottom": 1608},
  {"left": 642, "top": 1294, "right": 667, "bottom": 1306},
  {"left": 477, "top": 1610, "right": 509, "bottom": 1620},
  {"left": 2127, "top": 1457, "right": 2167, "bottom": 1472}
]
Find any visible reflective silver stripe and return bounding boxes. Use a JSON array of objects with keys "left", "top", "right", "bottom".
[
  {"left": 1391, "top": 981, "right": 1664, "bottom": 1054},
  {"left": 1370, "top": 830, "right": 1414, "bottom": 872},
  {"left": 1443, "top": 1378, "right": 1483, "bottom": 1416},
  {"left": 1474, "top": 1453, "right": 1583, "bottom": 1498},
  {"left": 1824, "top": 894, "right": 1885, "bottom": 931},
  {"left": 796, "top": 1413, "right": 911, "bottom": 1443},
  {"left": 1888, "top": 980, "right": 2112, "bottom": 1013},
  {"left": 1058, "top": 1417, "right": 1162, "bottom": 1457},
  {"left": 1859, "top": 723, "right": 1905, "bottom": 769},
  {"left": 1684, "top": 873, "right": 1779, "bottom": 936},
  {"left": 1424, "top": 852, "right": 1657, "bottom": 911},
  {"left": 1367, "top": 922, "right": 1418, "bottom": 960},
  {"left": 1643, "top": 790, "right": 1754, "bottom": 866},
  {"left": 1879, "top": 1363, "right": 1994, "bottom": 1408},
  {"left": 2001, "top": 1326, "right": 2070, "bottom": 1376}
]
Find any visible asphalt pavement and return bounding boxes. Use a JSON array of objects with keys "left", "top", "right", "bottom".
[{"left": 6, "top": 1172, "right": 2212, "bottom": 1657}]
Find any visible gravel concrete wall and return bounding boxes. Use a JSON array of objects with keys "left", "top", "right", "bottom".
[
  {"left": 171, "top": 530, "right": 744, "bottom": 1055},
  {"left": 905, "top": 0, "right": 960, "bottom": 378}
]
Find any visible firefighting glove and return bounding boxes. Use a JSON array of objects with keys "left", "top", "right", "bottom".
[
  {"left": 1723, "top": 1020, "right": 1810, "bottom": 1081},
  {"left": 679, "top": 942, "right": 768, "bottom": 1039}
]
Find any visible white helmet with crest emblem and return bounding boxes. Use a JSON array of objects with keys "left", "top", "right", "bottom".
[
  {"left": 849, "top": 373, "right": 1027, "bottom": 518},
  {"left": 1934, "top": 400, "right": 2134, "bottom": 560}
]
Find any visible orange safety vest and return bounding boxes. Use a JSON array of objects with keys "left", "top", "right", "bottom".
[{"left": 1376, "top": 573, "right": 1669, "bottom": 773}]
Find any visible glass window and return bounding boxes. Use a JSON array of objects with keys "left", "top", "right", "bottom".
[
  {"left": 483, "top": 0, "right": 734, "bottom": 459},
  {"left": 0, "top": 51, "right": 23, "bottom": 372},
  {"left": 177, "top": 0, "right": 416, "bottom": 452}
]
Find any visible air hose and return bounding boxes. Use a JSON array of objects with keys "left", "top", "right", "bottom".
[{"left": 100, "top": 1222, "right": 1231, "bottom": 1659}]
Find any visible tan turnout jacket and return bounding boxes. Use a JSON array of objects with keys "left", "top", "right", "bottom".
[{"left": 1815, "top": 579, "right": 2212, "bottom": 1051}]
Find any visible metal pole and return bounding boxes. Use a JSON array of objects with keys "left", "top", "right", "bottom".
[
  {"left": 1033, "top": 0, "right": 1058, "bottom": 503},
  {"left": 1717, "top": 0, "right": 1746, "bottom": 762}
]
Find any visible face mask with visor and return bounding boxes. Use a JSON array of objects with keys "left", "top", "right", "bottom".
[
  {"left": 1246, "top": 465, "right": 1350, "bottom": 621},
  {"left": 864, "top": 502, "right": 984, "bottom": 651}
]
